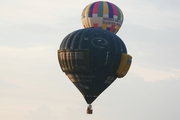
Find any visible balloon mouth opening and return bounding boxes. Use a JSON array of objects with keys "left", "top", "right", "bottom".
[{"left": 84, "top": 95, "right": 97, "bottom": 104}]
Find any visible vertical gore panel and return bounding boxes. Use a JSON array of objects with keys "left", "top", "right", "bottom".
[
  {"left": 88, "top": 3, "right": 96, "bottom": 17},
  {"left": 107, "top": 2, "right": 113, "bottom": 18},
  {"left": 98, "top": 2, "right": 103, "bottom": 17}
]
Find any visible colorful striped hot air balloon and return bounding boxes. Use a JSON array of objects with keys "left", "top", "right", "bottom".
[{"left": 81, "top": 1, "right": 124, "bottom": 34}]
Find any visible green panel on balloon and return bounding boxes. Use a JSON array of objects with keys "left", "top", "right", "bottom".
[{"left": 58, "top": 49, "right": 90, "bottom": 72}]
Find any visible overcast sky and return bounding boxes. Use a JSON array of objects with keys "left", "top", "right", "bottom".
[{"left": 0, "top": 0, "right": 180, "bottom": 120}]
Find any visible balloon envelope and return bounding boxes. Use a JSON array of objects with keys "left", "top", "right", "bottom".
[
  {"left": 58, "top": 28, "right": 131, "bottom": 104},
  {"left": 81, "top": 1, "right": 124, "bottom": 34}
]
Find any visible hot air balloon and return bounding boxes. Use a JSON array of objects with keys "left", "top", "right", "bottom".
[
  {"left": 81, "top": 1, "right": 124, "bottom": 34},
  {"left": 57, "top": 28, "right": 132, "bottom": 114}
]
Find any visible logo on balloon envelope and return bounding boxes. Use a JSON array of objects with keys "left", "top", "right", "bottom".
[
  {"left": 103, "top": 17, "right": 122, "bottom": 26},
  {"left": 91, "top": 37, "right": 109, "bottom": 49}
]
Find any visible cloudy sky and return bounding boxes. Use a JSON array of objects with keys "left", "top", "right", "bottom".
[{"left": 0, "top": 0, "right": 180, "bottom": 120}]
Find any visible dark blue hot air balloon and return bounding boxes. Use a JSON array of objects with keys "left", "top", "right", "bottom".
[{"left": 57, "top": 28, "right": 132, "bottom": 114}]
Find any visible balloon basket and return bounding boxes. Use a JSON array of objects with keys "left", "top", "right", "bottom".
[{"left": 86, "top": 104, "right": 93, "bottom": 114}]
